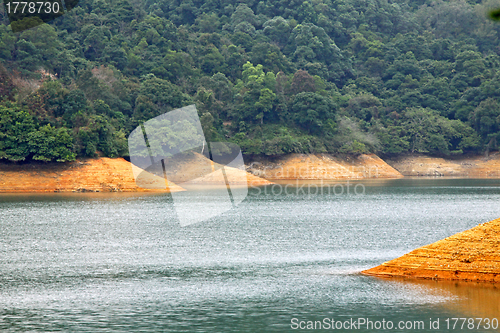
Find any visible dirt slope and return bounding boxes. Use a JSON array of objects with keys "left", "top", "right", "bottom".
[
  {"left": 0, "top": 158, "right": 184, "bottom": 193},
  {"left": 246, "top": 153, "right": 403, "bottom": 180},
  {"left": 362, "top": 217, "right": 500, "bottom": 283},
  {"left": 162, "top": 152, "right": 273, "bottom": 186},
  {"left": 386, "top": 153, "right": 500, "bottom": 177}
]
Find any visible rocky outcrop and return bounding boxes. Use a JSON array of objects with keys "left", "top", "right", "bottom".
[
  {"left": 0, "top": 158, "right": 185, "bottom": 193},
  {"left": 386, "top": 153, "right": 500, "bottom": 177},
  {"left": 362, "top": 217, "right": 500, "bottom": 283},
  {"left": 246, "top": 153, "right": 403, "bottom": 180}
]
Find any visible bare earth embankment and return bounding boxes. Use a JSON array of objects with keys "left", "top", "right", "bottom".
[
  {"left": 0, "top": 158, "right": 185, "bottom": 193},
  {"left": 161, "top": 152, "right": 274, "bottom": 186},
  {"left": 386, "top": 153, "right": 500, "bottom": 177},
  {"left": 0, "top": 154, "right": 273, "bottom": 193},
  {"left": 247, "top": 153, "right": 403, "bottom": 180},
  {"left": 362, "top": 217, "right": 500, "bottom": 283}
]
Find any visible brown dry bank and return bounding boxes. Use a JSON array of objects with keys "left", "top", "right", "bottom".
[
  {"left": 0, "top": 157, "right": 185, "bottom": 193},
  {"left": 387, "top": 153, "right": 500, "bottom": 178},
  {"left": 247, "top": 153, "right": 403, "bottom": 180},
  {"left": 161, "top": 152, "right": 274, "bottom": 186},
  {"left": 0, "top": 154, "right": 273, "bottom": 193},
  {"left": 362, "top": 217, "right": 500, "bottom": 283}
]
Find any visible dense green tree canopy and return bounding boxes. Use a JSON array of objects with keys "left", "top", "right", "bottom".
[{"left": 1, "top": 0, "right": 500, "bottom": 161}]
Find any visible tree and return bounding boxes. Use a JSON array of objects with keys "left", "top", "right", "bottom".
[
  {"left": 401, "top": 108, "right": 445, "bottom": 154},
  {"left": 290, "top": 92, "right": 336, "bottom": 134},
  {"left": 61, "top": 89, "right": 88, "bottom": 123},
  {"left": 471, "top": 98, "right": 500, "bottom": 153},
  {"left": 133, "top": 76, "right": 192, "bottom": 122},
  {"left": 200, "top": 45, "right": 225, "bottom": 74},
  {"left": 195, "top": 13, "right": 221, "bottom": 33},
  {"left": 0, "top": 103, "right": 36, "bottom": 162},
  {"left": 286, "top": 23, "right": 348, "bottom": 82},
  {"left": 263, "top": 16, "right": 291, "bottom": 48},
  {"left": 84, "top": 26, "right": 111, "bottom": 60},
  {"left": 290, "top": 70, "right": 316, "bottom": 94},
  {"left": 28, "top": 125, "right": 76, "bottom": 162},
  {"left": 234, "top": 62, "right": 277, "bottom": 124},
  {"left": 0, "top": 65, "right": 16, "bottom": 101},
  {"left": 255, "top": 88, "right": 276, "bottom": 124},
  {"left": 0, "top": 25, "right": 16, "bottom": 60},
  {"left": 471, "top": 98, "right": 500, "bottom": 138},
  {"left": 250, "top": 42, "right": 294, "bottom": 74},
  {"left": 345, "top": 94, "right": 382, "bottom": 122},
  {"left": 103, "top": 45, "right": 128, "bottom": 70},
  {"left": 17, "top": 23, "right": 61, "bottom": 68},
  {"left": 162, "top": 51, "right": 197, "bottom": 82},
  {"left": 228, "top": 4, "right": 258, "bottom": 31}
]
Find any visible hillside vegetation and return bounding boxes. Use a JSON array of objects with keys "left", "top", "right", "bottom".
[{"left": 1, "top": 0, "right": 500, "bottom": 162}]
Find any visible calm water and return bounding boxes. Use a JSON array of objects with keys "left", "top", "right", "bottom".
[{"left": 1, "top": 178, "right": 500, "bottom": 332}]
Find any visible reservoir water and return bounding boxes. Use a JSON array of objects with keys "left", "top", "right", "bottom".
[{"left": 1, "top": 178, "right": 500, "bottom": 332}]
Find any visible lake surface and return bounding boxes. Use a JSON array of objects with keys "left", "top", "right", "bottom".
[{"left": 1, "top": 179, "right": 500, "bottom": 332}]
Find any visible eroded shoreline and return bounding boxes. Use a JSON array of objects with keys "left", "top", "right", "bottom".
[{"left": 362, "top": 217, "right": 500, "bottom": 284}]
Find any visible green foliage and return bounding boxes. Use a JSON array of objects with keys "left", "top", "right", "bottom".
[
  {"left": 28, "top": 125, "right": 76, "bottom": 162},
  {"left": 2, "top": 0, "right": 500, "bottom": 160},
  {"left": 290, "top": 92, "right": 336, "bottom": 134},
  {"left": 234, "top": 62, "right": 277, "bottom": 124},
  {"left": 0, "top": 65, "right": 16, "bottom": 101},
  {"left": 0, "top": 103, "right": 75, "bottom": 162},
  {"left": 133, "top": 76, "right": 192, "bottom": 122},
  {"left": 0, "top": 103, "right": 36, "bottom": 161},
  {"left": 375, "top": 108, "right": 480, "bottom": 155},
  {"left": 490, "top": 8, "right": 500, "bottom": 21}
]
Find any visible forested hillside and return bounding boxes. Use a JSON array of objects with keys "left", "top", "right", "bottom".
[{"left": 1, "top": 0, "right": 500, "bottom": 162}]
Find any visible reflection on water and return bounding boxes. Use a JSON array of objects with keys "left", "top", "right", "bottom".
[
  {"left": 402, "top": 278, "right": 500, "bottom": 320},
  {"left": 1, "top": 179, "right": 500, "bottom": 332}
]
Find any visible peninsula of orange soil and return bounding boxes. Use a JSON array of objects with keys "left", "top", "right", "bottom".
[
  {"left": 0, "top": 157, "right": 185, "bottom": 193},
  {"left": 386, "top": 153, "right": 500, "bottom": 177},
  {"left": 246, "top": 153, "right": 403, "bottom": 180},
  {"left": 162, "top": 152, "right": 274, "bottom": 186},
  {"left": 362, "top": 217, "right": 500, "bottom": 283}
]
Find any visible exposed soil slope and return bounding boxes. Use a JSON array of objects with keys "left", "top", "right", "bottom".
[
  {"left": 246, "top": 153, "right": 403, "bottom": 180},
  {"left": 162, "top": 152, "right": 273, "bottom": 186},
  {"left": 362, "top": 217, "right": 500, "bottom": 283},
  {"left": 0, "top": 153, "right": 272, "bottom": 193},
  {"left": 386, "top": 153, "right": 500, "bottom": 177},
  {"left": 0, "top": 158, "right": 184, "bottom": 193}
]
